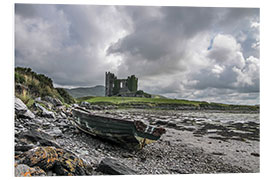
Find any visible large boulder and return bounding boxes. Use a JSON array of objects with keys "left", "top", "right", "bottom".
[
  {"left": 43, "top": 96, "right": 62, "bottom": 106},
  {"left": 35, "top": 97, "right": 53, "bottom": 110},
  {"left": 53, "top": 148, "right": 91, "bottom": 176},
  {"left": 16, "top": 146, "right": 58, "bottom": 170},
  {"left": 34, "top": 103, "right": 55, "bottom": 118},
  {"left": 15, "top": 97, "right": 35, "bottom": 119},
  {"left": 96, "top": 157, "right": 137, "bottom": 175},
  {"left": 15, "top": 146, "right": 91, "bottom": 176},
  {"left": 17, "top": 128, "right": 60, "bottom": 148}
]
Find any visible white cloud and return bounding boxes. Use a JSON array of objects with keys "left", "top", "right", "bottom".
[
  {"left": 208, "top": 34, "right": 245, "bottom": 68},
  {"left": 233, "top": 56, "right": 259, "bottom": 87}
]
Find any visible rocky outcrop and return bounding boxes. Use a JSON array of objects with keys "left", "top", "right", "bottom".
[
  {"left": 43, "top": 96, "right": 62, "bottom": 106},
  {"left": 15, "top": 146, "right": 91, "bottom": 176},
  {"left": 53, "top": 148, "right": 92, "bottom": 176},
  {"left": 17, "top": 128, "right": 60, "bottom": 148},
  {"left": 15, "top": 97, "right": 35, "bottom": 119},
  {"left": 34, "top": 103, "right": 55, "bottom": 118},
  {"left": 96, "top": 158, "right": 137, "bottom": 175}
]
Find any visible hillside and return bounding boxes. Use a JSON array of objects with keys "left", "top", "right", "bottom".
[
  {"left": 65, "top": 85, "right": 105, "bottom": 98},
  {"left": 15, "top": 67, "right": 75, "bottom": 106}
]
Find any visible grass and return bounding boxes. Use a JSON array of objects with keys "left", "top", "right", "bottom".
[
  {"left": 77, "top": 96, "right": 205, "bottom": 106},
  {"left": 16, "top": 93, "right": 35, "bottom": 109},
  {"left": 76, "top": 96, "right": 259, "bottom": 111},
  {"left": 15, "top": 67, "right": 75, "bottom": 104}
]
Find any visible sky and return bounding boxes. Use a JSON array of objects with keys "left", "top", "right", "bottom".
[{"left": 14, "top": 4, "right": 260, "bottom": 105}]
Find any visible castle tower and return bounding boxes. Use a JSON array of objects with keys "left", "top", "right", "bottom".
[{"left": 105, "top": 72, "right": 116, "bottom": 96}]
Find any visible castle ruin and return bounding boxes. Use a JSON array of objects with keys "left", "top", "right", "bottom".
[{"left": 105, "top": 72, "right": 138, "bottom": 97}]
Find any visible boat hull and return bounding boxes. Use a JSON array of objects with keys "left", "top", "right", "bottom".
[{"left": 71, "top": 108, "right": 165, "bottom": 149}]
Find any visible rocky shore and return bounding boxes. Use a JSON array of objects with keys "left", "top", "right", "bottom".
[{"left": 14, "top": 97, "right": 259, "bottom": 176}]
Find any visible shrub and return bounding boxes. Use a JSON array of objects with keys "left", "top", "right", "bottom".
[
  {"left": 15, "top": 72, "right": 25, "bottom": 84},
  {"left": 56, "top": 88, "right": 75, "bottom": 104}
]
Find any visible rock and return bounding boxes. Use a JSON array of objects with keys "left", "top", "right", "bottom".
[
  {"left": 251, "top": 152, "right": 260, "bottom": 157},
  {"left": 15, "top": 97, "right": 35, "bottom": 119},
  {"left": 17, "top": 128, "right": 60, "bottom": 148},
  {"left": 16, "top": 146, "right": 59, "bottom": 170},
  {"left": 96, "top": 157, "right": 137, "bottom": 175},
  {"left": 15, "top": 144, "right": 36, "bottom": 153},
  {"left": 53, "top": 148, "right": 91, "bottom": 176},
  {"left": 35, "top": 97, "right": 53, "bottom": 110},
  {"left": 81, "top": 101, "right": 91, "bottom": 109},
  {"left": 212, "top": 152, "right": 226, "bottom": 156},
  {"left": 34, "top": 103, "right": 55, "bottom": 118},
  {"left": 15, "top": 164, "right": 46, "bottom": 176},
  {"left": 15, "top": 146, "right": 91, "bottom": 176},
  {"left": 91, "top": 105, "right": 102, "bottom": 110},
  {"left": 59, "top": 111, "right": 67, "bottom": 118},
  {"left": 121, "top": 152, "right": 134, "bottom": 158},
  {"left": 43, "top": 96, "right": 62, "bottom": 106},
  {"left": 45, "top": 127, "right": 63, "bottom": 137}
]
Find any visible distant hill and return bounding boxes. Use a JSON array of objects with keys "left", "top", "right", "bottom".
[{"left": 65, "top": 85, "right": 105, "bottom": 98}]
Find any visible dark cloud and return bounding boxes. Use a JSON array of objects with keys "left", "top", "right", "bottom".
[
  {"left": 15, "top": 4, "right": 37, "bottom": 18},
  {"left": 15, "top": 4, "right": 260, "bottom": 104}
]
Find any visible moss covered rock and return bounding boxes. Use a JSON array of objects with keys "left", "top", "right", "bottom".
[{"left": 15, "top": 146, "right": 91, "bottom": 176}]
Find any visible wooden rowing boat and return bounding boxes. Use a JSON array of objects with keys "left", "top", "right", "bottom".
[{"left": 71, "top": 107, "right": 166, "bottom": 149}]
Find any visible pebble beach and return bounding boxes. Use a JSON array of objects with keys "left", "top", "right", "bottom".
[{"left": 14, "top": 98, "right": 260, "bottom": 176}]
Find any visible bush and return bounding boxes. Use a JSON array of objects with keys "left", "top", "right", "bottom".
[
  {"left": 15, "top": 72, "right": 25, "bottom": 84},
  {"left": 56, "top": 88, "right": 75, "bottom": 104}
]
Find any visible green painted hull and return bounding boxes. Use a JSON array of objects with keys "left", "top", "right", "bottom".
[{"left": 71, "top": 108, "right": 166, "bottom": 149}]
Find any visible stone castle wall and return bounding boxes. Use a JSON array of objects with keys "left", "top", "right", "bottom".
[{"left": 105, "top": 72, "right": 138, "bottom": 97}]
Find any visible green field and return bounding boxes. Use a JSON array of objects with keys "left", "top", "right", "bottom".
[
  {"left": 76, "top": 96, "right": 259, "bottom": 111},
  {"left": 77, "top": 96, "right": 201, "bottom": 106}
]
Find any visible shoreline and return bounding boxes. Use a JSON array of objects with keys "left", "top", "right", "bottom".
[{"left": 15, "top": 103, "right": 259, "bottom": 176}]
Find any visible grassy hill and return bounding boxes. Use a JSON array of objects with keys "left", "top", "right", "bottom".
[
  {"left": 15, "top": 67, "right": 75, "bottom": 107},
  {"left": 65, "top": 85, "right": 105, "bottom": 98}
]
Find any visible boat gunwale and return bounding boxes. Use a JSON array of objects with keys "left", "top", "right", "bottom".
[{"left": 72, "top": 108, "right": 136, "bottom": 125}]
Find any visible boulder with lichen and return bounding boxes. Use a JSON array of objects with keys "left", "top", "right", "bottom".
[{"left": 15, "top": 146, "right": 92, "bottom": 176}]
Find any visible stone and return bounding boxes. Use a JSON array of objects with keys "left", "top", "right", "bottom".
[
  {"left": 15, "top": 144, "right": 36, "bottom": 153},
  {"left": 45, "top": 127, "right": 63, "bottom": 137},
  {"left": 251, "top": 152, "right": 260, "bottom": 157},
  {"left": 53, "top": 148, "right": 91, "bottom": 176},
  {"left": 60, "top": 111, "right": 67, "bottom": 118},
  {"left": 81, "top": 101, "right": 91, "bottom": 109},
  {"left": 43, "top": 96, "right": 62, "bottom": 106},
  {"left": 212, "top": 152, "right": 226, "bottom": 156},
  {"left": 15, "top": 97, "right": 35, "bottom": 119},
  {"left": 15, "top": 164, "right": 46, "bottom": 177},
  {"left": 16, "top": 146, "right": 59, "bottom": 170},
  {"left": 16, "top": 146, "right": 92, "bottom": 176},
  {"left": 91, "top": 105, "right": 102, "bottom": 110},
  {"left": 18, "top": 128, "right": 60, "bottom": 148},
  {"left": 35, "top": 103, "right": 55, "bottom": 118},
  {"left": 96, "top": 157, "right": 137, "bottom": 175}
]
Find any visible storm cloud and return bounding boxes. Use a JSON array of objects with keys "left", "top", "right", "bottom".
[{"left": 15, "top": 4, "right": 260, "bottom": 104}]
